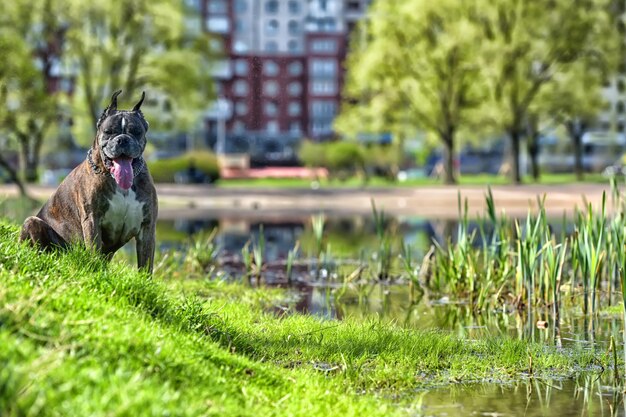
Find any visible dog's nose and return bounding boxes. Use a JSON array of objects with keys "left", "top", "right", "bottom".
[{"left": 111, "top": 134, "right": 141, "bottom": 157}]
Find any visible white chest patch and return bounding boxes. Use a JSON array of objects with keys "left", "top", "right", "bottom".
[{"left": 102, "top": 189, "right": 145, "bottom": 242}]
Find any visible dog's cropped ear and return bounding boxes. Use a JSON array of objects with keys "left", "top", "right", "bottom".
[
  {"left": 96, "top": 90, "right": 123, "bottom": 130},
  {"left": 132, "top": 91, "right": 145, "bottom": 112},
  {"left": 133, "top": 91, "right": 149, "bottom": 131}
]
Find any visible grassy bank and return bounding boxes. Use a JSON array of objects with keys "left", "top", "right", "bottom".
[
  {"left": 0, "top": 221, "right": 604, "bottom": 416},
  {"left": 217, "top": 173, "right": 608, "bottom": 188}
]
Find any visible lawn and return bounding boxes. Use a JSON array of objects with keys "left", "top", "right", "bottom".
[
  {"left": 217, "top": 173, "right": 609, "bottom": 188},
  {"left": 0, "top": 221, "right": 604, "bottom": 416}
]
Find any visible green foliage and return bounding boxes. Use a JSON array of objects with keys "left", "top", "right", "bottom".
[
  {"left": 325, "top": 141, "right": 365, "bottom": 177},
  {"left": 299, "top": 140, "right": 366, "bottom": 181},
  {"left": 339, "top": 0, "right": 619, "bottom": 185},
  {"left": 62, "top": 0, "right": 216, "bottom": 141},
  {"left": 0, "top": 0, "right": 67, "bottom": 183},
  {"left": 298, "top": 141, "right": 328, "bottom": 168},
  {"left": 147, "top": 151, "right": 220, "bottom": 183},
  {"left": 338, "top": 0, "right": 486, "bottom": 184},
  {"left": 477, "top": 0, "right": 617, "bottom": 183},
  {"left": 362, "top": 144, "right": 401, "bottom": 180}
]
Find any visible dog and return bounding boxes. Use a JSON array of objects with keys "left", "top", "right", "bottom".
[{"left": 20, "top": 90, "right": 158, "bottom": 273}]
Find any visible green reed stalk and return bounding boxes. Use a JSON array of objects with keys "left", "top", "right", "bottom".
[
  {"left": 286, "top": 241, "right": 300, "bottom": 284},
  {"left": 400, "top": 242, "right": 422, "bottom": 301},
  {"left": 578, "top": 195, "right": 606, "bottom": 317},
  {"left": 371, "top": 200, "right": 393, "bottom": 280},
  {"left": 311, "top": 213, "right": 326, "bottom": 279}
]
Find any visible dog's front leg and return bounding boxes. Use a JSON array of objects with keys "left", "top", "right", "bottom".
[
  {"left": 81, "top": 213, "right": 103, "bottom": 252},
  {"left": 136, "top": 222, "right": 155, "bottom": 274}
]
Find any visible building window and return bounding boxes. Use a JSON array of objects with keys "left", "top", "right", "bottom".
[
  {"left": 618, "top": 102, "right": 625, "bottom": 114},
  {"left": 208, "top": 0, "right": 227, "bottom": 14},
  {"left": 288, "top": 0, "right": 301, "bottom": 14},
  {"left": 310, "top": 59, "right": 337, "bottom": 77},
  {"left": 288, "top": 20, "right": 300, "bottom": 35},
  {"left": 265, "top": 41, "right": 279, "bottom": 52},
  {"left": 185, "top": 0, "right": 200, "bottom": 10},
  {"left": 209, "top": 38, "right": 224, "bottom": 52},
  {"left": 233, "top": 80, "right": 249, "bottom": 96},
  {"left": 310, "top": 80, "right": 337, "bottom": 95},
  {"left": 288, "top": 40, "right": 301, "bottom": 52},
  {"left": 206, "top": 16, "right": 230, "bottom": 33},
  {"left": 234, "top": 59, "right": 248, "bottom": 76},
  {"left": 265, "top": 102, "right": 278, "bottom": 116},
  {"left": 311, "top": 100, "right": 337, "bottom": 117},
  {"left": 311, "top": 120, "right": 333, "bottom": 135},
  {"left": 288, "top": 61, "right": 303, "bottom": 76},
  {"left": 310, "top": 39, "right": 338, "bottom": 53},
  {"left": 265, "top": 0, "right": 279, "bottom": 14},
  {"left": 346, "top": 0, "right": 361, "bottom": 11},
  {"left": 263, "top": 60, "right": 280, "bottom": 77},
  {"left": 235, "top": 18, "right": 247, "bottom": 33},
  {"left": 235, "top": 101, "right": 248, "bottom": 116},
  {"left": 619, "top": 79, "right": 626, "bottom": 93},
  {"left": 288, "top": 101, "right": 301, "bottom": 116},
  {"left": 288, "top": 82, "right": 302, "bottom": 96},
  {"left": 289, "top": 122, "right": 302, "bottom": 134},
  {"left": 233, "top": 40, "right": 249, "bottom": 53},
  {"left": 263, "top": 80, "right": 279, "bottom": 96},
  {"left": 235, "top": 0, "right": 247, "bottom": 13},
  {"left": 266, "top": 120, "right": 279, "bottom": 133},
  {"left": 266, "top": 19, "right": 279, "bottom": 35},
  {"left": 233, "top": 121, "right": 246, "bottom": 132},
  {"left": 320, "top": 18, "right": 336, "bottom": 31}
]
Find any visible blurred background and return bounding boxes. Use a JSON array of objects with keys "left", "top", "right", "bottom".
[{"left": 1, "top": 0, "right": 626, "bottom": 190}]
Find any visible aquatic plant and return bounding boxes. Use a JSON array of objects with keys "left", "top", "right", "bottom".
[{"left": 371, "top": 199, "right": 394, "bottom": 280}]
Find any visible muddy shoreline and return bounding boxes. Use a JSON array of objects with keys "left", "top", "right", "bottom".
[{"left": 0, "top": 183, "right": 614, "bottom": 220}]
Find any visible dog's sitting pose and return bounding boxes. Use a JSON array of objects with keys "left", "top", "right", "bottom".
[{"left": 20, "top": 91, "right": 158, "bottom": 273}]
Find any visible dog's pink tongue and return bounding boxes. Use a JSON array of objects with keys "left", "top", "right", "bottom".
[{"left": 110, "top": 158, "right": 133, "bottom": 190}]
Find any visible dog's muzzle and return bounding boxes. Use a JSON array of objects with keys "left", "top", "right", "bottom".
[{"left": 100, "top": 134, "right": 145, "bottom": 190}]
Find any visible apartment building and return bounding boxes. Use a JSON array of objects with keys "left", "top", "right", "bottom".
[{"left": 201, "top": 0, "right": 371, "bottom": 164}]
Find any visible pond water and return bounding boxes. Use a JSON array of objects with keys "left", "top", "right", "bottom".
[{"left": 412, "top": 373, "right": 624, "bottom": 417}]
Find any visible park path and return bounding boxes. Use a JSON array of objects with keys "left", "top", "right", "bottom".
[{"left": 0, "top": 183, "right": 615, "bottom": 220}]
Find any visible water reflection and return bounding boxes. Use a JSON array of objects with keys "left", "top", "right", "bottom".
[
  {"left": 158, "top": 214, "right": 440, "bottom": 262},
  {"left": 413, "top": 373, "right": 625, "bottom": 417},
  {"left": 295, "top": 283, "right": 622, "bottom": 349},
  {"left": 155, "top": 214, "right": 622, "bottom": 349}
]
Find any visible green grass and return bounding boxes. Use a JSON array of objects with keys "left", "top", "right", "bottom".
[
  {"left": 0, "top": 221, "right": 605, "bottom": 416},
  {"left": 217, "top": 173, "right": 608, "bottom": 188}
]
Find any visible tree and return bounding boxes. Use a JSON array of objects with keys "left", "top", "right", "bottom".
[
  {"left": 539, "top": 63, "right": 611, "bottom": 180},
  {"left": 478, "top": 0, "right": 617, "bottom": 184},
  {"left": 336, "top": 0, "right": 486, "bottom": 185},
  {"left": 538, "top": 3, "right": 619, "bottom": 181},
  {"left": 63, "top": 0, "right": 215, "bottom": 140},
  {"left": 0, "top": 0, "right": 67, "bottom": 186}
]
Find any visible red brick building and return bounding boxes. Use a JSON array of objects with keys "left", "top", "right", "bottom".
[{"left": 200, "top": 0, "right": 370, "bottom": 165}]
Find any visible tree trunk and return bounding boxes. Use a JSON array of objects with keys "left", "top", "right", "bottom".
[
  {"left": 442, "top": 133, "right": 457, "bottom": 185},
  {"left": 566, "top": 119, "right": 585, "bottom": 181},
  {"left": 528, "top": 145, "right": 540, "bottom": 181},
  {"left": 509, "top": 130, "right": 522, "bottom": 185},
  {"left": 526, "top": 139, "right": 539, "bottom": 182},
  {"left": 572, "top": 132, "right": 584, "bottom": 181},
  {"left": 0, "top": 154, "right": 31, "bottom": 199},
  {"left": 17, "top": 131, "right": 42, "bottom": 183}
]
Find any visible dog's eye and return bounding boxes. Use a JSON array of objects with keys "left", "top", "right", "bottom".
[{"left": 104, "top": 128, "right": 113, "bottom": 134}]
